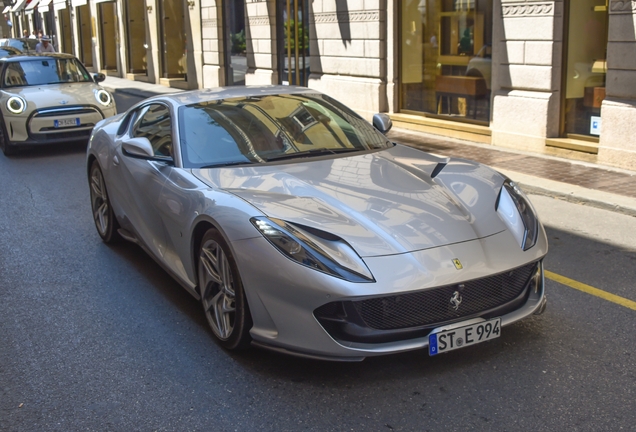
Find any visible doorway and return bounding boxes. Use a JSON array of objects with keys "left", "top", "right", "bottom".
[
  {"left": 223, "top": 0, "right": 246, "bottom": 86},
  {"left": 58, "top": 7, "right": 73, "bottom": 55},
  {"left": 77, "top": 4, "right": 93, "bottom": 68},
  {"left": 561, "top": 0, "right": 608, "bottom": 139},
  {"left": 98, "top": 1, "right": 118, "bottom": 72},
  {"left": 125, "top": 0, "right": 147, "bottom": 75},
  {"left": 158, "top": 0, "right": 186, "bottom": 79},
  {"left": 277, "top": 0, "right": 309, "bottom": 86}
]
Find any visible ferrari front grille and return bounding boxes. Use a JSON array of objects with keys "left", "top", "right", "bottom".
[{"left": 314, "top": 261, "right": 539, "bottom": 343}]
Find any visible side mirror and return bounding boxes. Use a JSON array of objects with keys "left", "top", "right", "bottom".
[
  {"left": 93, "top": 73, "right": 106, "bottom": 83},
  {"left": 372, "top": 113, "right": 392, "bottom": 135},
  {"left": 122, "top": 137, "right": 154, "bottom": 158}
]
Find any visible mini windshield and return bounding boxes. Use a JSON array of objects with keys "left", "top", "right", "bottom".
[
  {"left": 2, "top": 58, "right": 93, "bottom": 88},
  {"left": 178, "top": 93, "right": 392, "bottom": 168}
]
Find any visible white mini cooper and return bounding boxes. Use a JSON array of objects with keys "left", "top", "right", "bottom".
[{"left": 0, "top": 53, "right": 116, "bottom": 155}]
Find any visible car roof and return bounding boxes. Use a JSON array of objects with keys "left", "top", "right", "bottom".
[
  {"left": 148, "top": 85, "right": 321, "bottom": 107},
  {"left": 0, "top": 53, "right": 77, "bottom": 63}
]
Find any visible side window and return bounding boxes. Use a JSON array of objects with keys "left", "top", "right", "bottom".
[{"left": 131, "top": 103, "right": 173, "bottom": 159}]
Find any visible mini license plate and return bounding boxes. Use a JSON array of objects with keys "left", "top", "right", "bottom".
[
  {"left": 54, "top": 118, "right": 80, "bottom": 128},
  {"left": 429, "top": 317, "right": 501, "bottom": 356}
]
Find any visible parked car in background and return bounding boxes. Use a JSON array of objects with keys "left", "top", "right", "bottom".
[
  {"left": 0, "top": 53, "right": 116, "bottom": 155},
  {"left": 87, "top": 86, "right": 548, "bottom": 361},
  {"left": 0, "top": 46, "right": 22, "bottom": 58},
  {"left": 466, "top": 44, "right": 492, "bottom": 90},
  {"left": 0, "top": 38, "right": 39, "bottom": 53}
]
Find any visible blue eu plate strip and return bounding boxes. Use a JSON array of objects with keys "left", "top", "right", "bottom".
[{"left": 428, "top": 334, "right": 438, "bottom": 356}]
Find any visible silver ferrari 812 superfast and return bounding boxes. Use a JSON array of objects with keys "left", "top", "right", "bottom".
[{"left": 87, "top": 86, "right": 548, "bottom": 361}]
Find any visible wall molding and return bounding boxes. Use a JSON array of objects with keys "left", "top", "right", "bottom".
[
  {"left": 609, "top": 0, "right": 636, "bottom": 14},
  {"left": 248, "top": 15, "right": 271, "bottom": 26},
  {"left": 502, "top": 2, "right": 554, "bottom": 17},
  {"left": 202, "top": 19, "right": 218, "bottom": 28},
  {"left": 310, "top": 10, "right": 381, "bottom": 24}
]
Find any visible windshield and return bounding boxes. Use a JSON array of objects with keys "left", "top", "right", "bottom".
[
  {"left": 178, "top": 93, "right": 392, "bottom": 168},
  {"left": 1, "top": 38, "right": 38, "bottom": 52},
  {"left": 2, "top": 58, "right": 93, "bottom": 88}
]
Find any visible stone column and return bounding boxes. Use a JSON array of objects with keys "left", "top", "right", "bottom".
[
  {"left": 244, "top": 0, "right": 277, "bottom": 85},
  {"left": 201, "top": 0, "right": 224, "bottom": 88},
  {"left": 597, "top": 0, "right": 636, "bottom": 170},
  {"left": 491, "top": 0, "right": 563, "bottom": 151},
  {"left": 307, "top": 0, "right": 387, "bottom": 120}
]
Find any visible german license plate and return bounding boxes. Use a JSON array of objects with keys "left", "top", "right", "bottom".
[
  {"left": 429, "top": 317, "right": 501, "bottom": 356},
  {"left": 54, "top": 118, "right": 80, "bottom": 128}
]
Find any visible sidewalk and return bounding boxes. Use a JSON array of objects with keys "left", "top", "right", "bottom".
[{"left": 102, "top": 76, "right": 636, "bottom": 217}]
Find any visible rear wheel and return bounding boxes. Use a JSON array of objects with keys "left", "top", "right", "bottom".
[
  {"left": 198, "top": 228, "right": 252, "bottom": 350},
  {"left": 89, "top": 161, "right": 121, "bottom": 243}
]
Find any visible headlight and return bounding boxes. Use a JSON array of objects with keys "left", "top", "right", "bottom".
[
  {"left": 94, "top": 89, "right": 112, "bottom": 106},
  {"left": 496, "top": 179, "right": 539, "bottom": 251},
  {"left": 6, "top": 96, "right": 26, "bottom": 114},
  {"left": 251, "top": 217, "right": 374, "bottom": 283}
]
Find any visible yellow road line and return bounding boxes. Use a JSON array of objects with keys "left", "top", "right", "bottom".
[{"left": 545, "top": 270, "right": 636, "bottom": 311}]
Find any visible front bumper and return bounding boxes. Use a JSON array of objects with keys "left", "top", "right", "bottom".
[
  {"left": 3, "top": 104, "right": 116, "bottom": 145},
  {"left": 231, "top": 228, "right": 548, "bottom": 361}
]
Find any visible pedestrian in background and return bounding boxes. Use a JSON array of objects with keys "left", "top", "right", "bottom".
[{"left": 35, "top": 35, "right": 55, "bottom": 53}]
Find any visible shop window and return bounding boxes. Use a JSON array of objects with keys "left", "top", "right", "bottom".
[{"left": 400, "top": 0, "right": 493, "bottom": 124}]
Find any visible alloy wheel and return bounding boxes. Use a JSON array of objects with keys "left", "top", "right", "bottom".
[{"left": 199, "top": 239, "right": 236, "bottom": 340}]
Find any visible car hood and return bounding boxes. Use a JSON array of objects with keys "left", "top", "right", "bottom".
[
  {"left": 2, "top": 82, "right": 102, "bottom": 107},
  {"left": 193, "top": 145, "right": 508, "bottom": 257}
]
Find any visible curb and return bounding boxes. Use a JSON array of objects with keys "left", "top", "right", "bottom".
[{"left": 498, "top": 169, "right": 636, "bottom": 218}]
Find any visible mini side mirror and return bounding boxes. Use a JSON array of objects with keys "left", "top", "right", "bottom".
[
  {"left": 93, "top": 73, "right": 106, "bottom": 83},
  {"left": 372, "top": 113, "right": 392, "bottom": 135}
]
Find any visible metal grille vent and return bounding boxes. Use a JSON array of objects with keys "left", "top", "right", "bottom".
[{"left": 351, "top": 262, "right": 537, "bottom": 330}]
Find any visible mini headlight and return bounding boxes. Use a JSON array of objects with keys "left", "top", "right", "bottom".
[
  {"left": 6, "top": 96, "right": 26, "bottom": 114},
  {"left": 94, "top": 89, "right": 112, "bottom": 106},
  {"left": 251, "top": 217, "right": 374, "bottom": 283},
  {"left": 496, "top": 179, "right": 539, "bottom": 251}
]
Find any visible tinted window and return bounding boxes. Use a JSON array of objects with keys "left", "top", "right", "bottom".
[{"left": 131, "top": 104, "right": 173, "bottom": 158}]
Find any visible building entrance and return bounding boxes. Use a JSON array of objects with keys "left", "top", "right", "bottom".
[
  {"left": 158, "top": 0, "right": 186, "bottom": 79},
  {"left": 125, "top": 0, "right": 147, "bottom": 75},
  {"left": 277, "top": 0, "right": 309, "bottom": 86},
  {"left": 58, "top": 6, "right": 73, "bottom": 55},
  {"left": 98, "top": 1, "right": 118, "bottom": 73},
  {"left": 77, "top": 4, "right": 93, "bottom": 68},
  {"left": 562, "top": 0, "right": 608, "bottom": 139},
  {"left": 223, "top": 0, "right": 246, "bottom": 85}
]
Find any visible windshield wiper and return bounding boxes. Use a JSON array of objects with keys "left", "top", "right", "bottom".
[
  {"left": 199, "top": 160, "right": 255, "bottom": 169},
  {"left": 265, "top": 147, "right": 360, "bottom": 162}
]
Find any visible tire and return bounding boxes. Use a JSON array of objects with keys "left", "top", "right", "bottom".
[
  {"left": 0, "top": 123, "right": 16, "bottom": 156},
  {"left": 89, "top": 161, "right": 121, "bottom": 243},
  {"left": 198, "top": 228, "right": 252, "bottom": 350}
]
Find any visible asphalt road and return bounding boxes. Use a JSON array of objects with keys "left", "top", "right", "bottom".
[{"left": 0, "top": 93, "right": 634, "bottom": 431}]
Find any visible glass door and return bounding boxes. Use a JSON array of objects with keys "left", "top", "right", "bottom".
[
  {"left": 399, "top": 0, "right": 493, "bottom": 123},
  {"left": 562, "top": 0, "right": 608, "bottom": 138},
  {"left": 223, "top": 0, "right": 246, "bottom": 85},
  {"left": 277, "top": 0, "right": 309, "bottom": 86}
]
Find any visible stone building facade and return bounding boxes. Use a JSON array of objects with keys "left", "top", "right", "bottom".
[{"left": 5, "top": 0, "right": 636, "bottom": 170}]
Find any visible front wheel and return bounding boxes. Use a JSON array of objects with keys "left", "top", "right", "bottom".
[
  {"left": 0, "top": 123, "right": 16, "bottom": 156},
  {"left": 89, "top": 161, "right": 121, "bottom": 243},
  {"left": 198, "top": 229, "right": 252, "bottom": 350}
]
